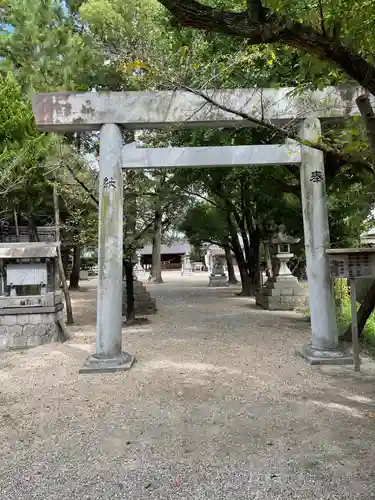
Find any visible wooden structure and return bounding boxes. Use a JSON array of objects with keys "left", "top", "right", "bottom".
[{"left": 326, "top": 248, "right": 375, "bottom": 371}]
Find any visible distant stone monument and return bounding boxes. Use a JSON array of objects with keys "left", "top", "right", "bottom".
[
  {"left": 257, "top": 225, "right": 306, "bottom": 310},
  {"left": 181, "top": 254, "right": 193, "bottom": 276},
  {"left": 208, "top": 252, "right": 228, "bottom": 287}
]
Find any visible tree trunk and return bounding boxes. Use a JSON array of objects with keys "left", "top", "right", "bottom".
[
  {"left": 53, "top": 183, "right": 74, "bottom": 326},
  {"left": 69, "top": 246, "right": 81, "bottom": 290},
  {"left": 61, "top": 247, "right": 70, "bottom": 279},
  {"left": 236, "top": 258, "right": 254, "bottom": 296},
  {"left": 227, "top": 217, "right": 253, "bottom": 295},
  {"left": 246, "top": 229, "right": 261, "bottom": 295},
  {"left": 234, "top": 237, "right": 260, "bottom": 295},
  {"left": 150, "top": 209, "right": 163, "bottom": 283},
  {"left": 28, "top": 219, "right": 39, "bottom": 242},
  {"left": 356, "top": 95, "right": 375, "bottom": 170},
  {"left": 14, "top": 209, "right": 19, "bottom": 242},
  {"left": 123, "top": 166, "right": 138, "bottom": 319},
  {"left": 224, "top": 246, "right": 237, "bottom": 284},
  {"left": 344, "top": 279, "right": 375, "bottom": 341},
  {"left": 124, "top": 259, "right": 135, "bottom": 323},
  {"left": 263, "top": 241, "right": 273, "bottom": 279},
  {"left": 232, "top": 246, "right": 254, "bottom": 295},
  {"left": 240, "top": 226, "right": 252, "bottom": 265}
]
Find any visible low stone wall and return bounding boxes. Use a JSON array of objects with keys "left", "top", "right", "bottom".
[{"left": 0, "top": 293, "right": 64, "bottom": 350}]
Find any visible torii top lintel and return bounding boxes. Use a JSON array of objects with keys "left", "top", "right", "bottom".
[{"left": 31, "top": 86, "right": 367, "bottom": 133}]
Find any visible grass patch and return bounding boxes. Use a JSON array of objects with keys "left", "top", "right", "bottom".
[{"left": 303, "top": 278, "right": 375, "bottom": 349}]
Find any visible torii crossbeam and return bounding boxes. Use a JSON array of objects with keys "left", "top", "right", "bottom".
[{"left": 121, "top": 143, "right": 301, "bottom": 169}]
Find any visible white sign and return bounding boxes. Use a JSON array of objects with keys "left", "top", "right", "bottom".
[{"left": 7, "top": 263, "right": 47, "bottom": 286}]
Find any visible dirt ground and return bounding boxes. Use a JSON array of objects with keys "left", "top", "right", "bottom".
[{"left": 1, "top": 272, "right": 375, "bottom": 499}]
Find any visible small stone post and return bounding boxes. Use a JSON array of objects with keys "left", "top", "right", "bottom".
[
  {"left": 296, "top": 118, "right": 351, "bottom": 364},
  {"left": 80, "top": 124, "right": 134, "bottom": 373}
]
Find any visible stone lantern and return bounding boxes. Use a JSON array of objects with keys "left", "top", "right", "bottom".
[
  {"left": 208, "top": 251, "right": 228, "bottom": 287},
  {"left": 133, "top": 251, "right": 147, "bottom": 280},
  {"left": 181, "top": 253, "right": 193, "bottom": 276},
  {"left": 275, "top": 236, "right": 296, "bottom": 278},
  {"left": 257, "top": 225, "right": 306, "bottom": 310}
]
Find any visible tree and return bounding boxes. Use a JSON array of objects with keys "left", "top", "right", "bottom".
[
  {"left": 156, "top": 0, "right": 375, "bottom": 95},
  {"left": 172, "top": 125, "right": 307, "bottom": 295},
  {"left": 180, "top": 203, "right": 230, "bottom": 249},
  {"left": 180, "top": 202, "right": 238, "bottom": 283},
  {"left": 0, "top": 73, "right": 57, "bottom": 202},
  {"left": 150, "top": 0, "right": 375, "bottom": 331},
  {"left": 136, "top": 167, "right": 190, "bottom": 283},
  {"left": 0, "top": 73, "right": 79, "bottom": 323},
  {"left": 4, "top": 0, "right": 375, "bottom": 331},
  {"left": 1, "top": 0, "right": 116, "bottom": 92}
]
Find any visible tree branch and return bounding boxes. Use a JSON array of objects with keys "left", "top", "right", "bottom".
[
  {"left": 318, "top": 0, "right": 326, "bottom": 36},
  {"left": 65, "top": 164, "right": 99, "bottom": 205},
  {"left": 176, "top": 84, "right": 373, "bottom": 174},
  {"left": 133, "top": 220, "right": 154, "bottom": 242},
  {"left": 179, "top": 187, "right": 222, "bottom": 209},
  {"left": 157, "top": 0, "right": 375, "bottom": 95},
  {"left": 247, "top": 0, "right": 268, "bottom": 23}
]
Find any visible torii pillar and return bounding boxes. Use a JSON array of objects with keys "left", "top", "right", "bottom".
[
  {"left": 79, "top": 124, "right": 134, "bottom": 373},
  {"left": 295, "top": 118, "right": 352, "bottom": 364}
]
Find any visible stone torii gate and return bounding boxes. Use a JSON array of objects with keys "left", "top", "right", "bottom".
[{"left": 31, "top": 86, "right": 363, "bottom": 372}]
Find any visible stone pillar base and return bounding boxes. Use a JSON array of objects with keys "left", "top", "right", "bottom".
[
  {"left": 134, "top": 269, "right": 148, "bottom": 281},
  {"left": 79, "top": 351, "right": 135, "bottom": 374},
  {"left": 209, "top": 275, "right": 228, "bottom": 287},
  {"left": 257, "top": 276, "right": 306, "bottom": 311},
  {"left": 295, "top": 344, "right": 354, "bottom": 365},
  {"left": 181, "top": 268, "right": 193, "bottom": 276}
]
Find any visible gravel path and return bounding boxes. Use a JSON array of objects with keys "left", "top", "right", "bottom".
[{"left": 1, "top": 272, "right": 375, "bottom": 499}]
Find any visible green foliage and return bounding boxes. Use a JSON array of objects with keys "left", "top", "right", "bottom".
[
  {"left": 74, "top": 0, "right": 375, "bottom": 263},
  {"left": 78, "top": 0, "right": 164, "bottom": 90},
  {"left": 302, "top": 279, "right": 375, "bottom": 347},
  {"left": 0, "top": 73, "right": 57, "bottom": 215},
  {"left": 179, "top": 203, "right": 229, "bottom": 248},
  {"left": 268, "top": 0, "right": 375, "bottom": 60},
  {"left": 333, "top": 279, "right": 375, "bottom": 346},
  {"left": 1, "top": 0, "right": 117, "bottom": 91}
]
